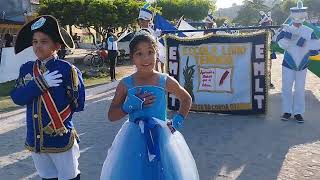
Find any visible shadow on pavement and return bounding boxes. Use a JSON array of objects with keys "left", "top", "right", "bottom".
[
  {"left": 1, "top": 89, "right": 319, "bottom": 180},
  {"left": 184, "top": 90, "right": 320, "bottom": 180}
]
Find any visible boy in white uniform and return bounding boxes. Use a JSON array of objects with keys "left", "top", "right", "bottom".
[{"left": 277, "top": 0, "right": 320, "bottom": 122}]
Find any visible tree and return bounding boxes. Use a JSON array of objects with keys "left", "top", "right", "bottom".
[
  {"left": 304, "top": 0, "right": 320, "bottom": 23},
  {"left": 85, "top": 0, "right": 142, "bottom": 38},
  {"left": 233, "top": 0, "right": 268, "bottom": 26},
  {"left": 38, "top": 0, "right": 142, "bottom": 43},
  {"left": 271, "top": 0, "right": 320, "bottom": 25},
  {"left": 270, "top": 5, "right": 288, "bottom": 25},
  {"left": 112, "top": 0, "right": 142, "bottom": 33},
  {"left": 85, "top": 0, "right": 117, "bottom": 38},
  {"left": 156, "top": 0, "right": 215, "bottom": 22},
  {"left": 270, "top": 0, "right": 295, "bottom": 25},
  {"left": 215, "top": 17, "right": 229, "bottom": 27},
  {"left": 39, "top": 0, "right": 87, "bottom": 35},
  {"left": 38, "top": 0, "right": 84, "bottom": 27}
]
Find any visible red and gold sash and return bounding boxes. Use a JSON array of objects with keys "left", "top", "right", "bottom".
[{"left": 33, "top": 62, "right": 71, "bottom": 135}]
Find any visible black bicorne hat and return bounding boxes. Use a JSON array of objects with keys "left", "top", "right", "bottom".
[{"left": 15, "top": 15, "right": 74, "bottom": 54}]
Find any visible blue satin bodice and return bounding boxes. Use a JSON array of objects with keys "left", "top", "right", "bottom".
[{"left": 122, "top": 74, "right": 168, "bottom": 121}]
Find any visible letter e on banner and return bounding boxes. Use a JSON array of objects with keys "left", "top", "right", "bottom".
[
  {"left": 169, "top": 47, "right": 177, "bottom": 60},
  {"left": 255, "top": 44, "right": 264, "bottom": 59}
]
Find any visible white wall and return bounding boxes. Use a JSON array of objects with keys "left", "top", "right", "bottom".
[{"left": 0, "top": 47, "right": 37, "bottom": 83}]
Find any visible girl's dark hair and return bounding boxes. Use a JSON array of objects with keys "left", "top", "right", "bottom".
[{"left": 129, "top": 30, "right": 158, "bottom": 56}]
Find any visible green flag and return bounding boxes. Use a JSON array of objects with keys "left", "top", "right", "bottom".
[{"left": 304, "top": 22, "right": 320, "bottom": 78}]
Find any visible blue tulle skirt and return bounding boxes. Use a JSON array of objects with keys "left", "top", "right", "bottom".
[{"left": 100, "top": 118, "right": 199, "bottom": 180}]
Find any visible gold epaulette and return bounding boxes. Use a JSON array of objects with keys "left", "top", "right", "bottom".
[{"left": 71, "top": 65, "right": 79, "bottom": 91}]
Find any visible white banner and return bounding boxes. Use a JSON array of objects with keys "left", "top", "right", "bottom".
[
  {"left": 166, "top": 32, "right": 269, "bottom": 114},
  {"left": 178, "top": 43, "right": 252, "bottom": 105}
]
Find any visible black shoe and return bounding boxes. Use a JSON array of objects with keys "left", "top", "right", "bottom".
[
  {"left": 294, "top": 114, "right": 304, "bottom": 123},
  {"left": 281, "top": 113, "right": 291, "bottom": 121},
  {"left": 270, "top": 83, "right": 275, "bottom": 89}
]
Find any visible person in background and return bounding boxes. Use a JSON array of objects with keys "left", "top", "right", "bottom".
[
  {"left": 276, "top": 0, "right": 320, "bottom": 122},
  {"left": 138, "top": 4, "right": 165, "bottom": 73},
  {"left": 259, "top": 11, "right": 272, "bottom": 27},
  {"left": 4, "top": 33, "right": 13, "bottom": 47},
  {"left": 11, "top": 15, "right": 85, "bottom": 180},
  {"left": 259, "top": 11, "right": 276, "bottom": 89},
  {"left": 57, "top": 44, "right": 67, "bottom": 59},
  {"left": 204, "top": 13, "right": 217, "bottom": 35},
  {"left": 72, "top": 33, "right": 80, "bottom": 48},
  {"left": 106, "top": 30, "right": 119, "bottom": 82}
]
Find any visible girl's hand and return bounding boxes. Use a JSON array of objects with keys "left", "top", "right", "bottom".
[
  {"left": 167, "top": 121, "right": 176, "bottom": 134},
  {"left": 136, "top": 89, "right": 156, "bottom": 107}
]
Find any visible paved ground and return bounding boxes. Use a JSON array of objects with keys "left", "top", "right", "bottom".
[
  {"left": 64, "top": 48, "right": 95, "bottom": 64},
  {"left": 0, "top": 54, "right": 320, "bottom": 180}
]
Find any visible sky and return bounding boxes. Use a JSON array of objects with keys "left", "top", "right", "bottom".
[{"left": 216, "top": 0, "right": 244, "bottom": 9}]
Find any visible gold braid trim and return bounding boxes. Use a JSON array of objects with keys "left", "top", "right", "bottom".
[
  {"left": 264, "top": 30, "right": 271, "bottom": 114},
  {"left": 34, "top": 77, "right": 45, "bottom": 92},
  {"left": 38, "top": 75, "right": 50, "bottom": 90},
  {"left": 40, "top": 129, "right": 77, "bottom": 153},
  {"left": 70, "top": 65, "right": 80, "bottom": 109},
  {"left": 164, "top": 31, "right": 269, "bottom": 42},
  {"left": 26, "top": 129, "right": 78, "bottom": 153},
  {"left": 25, "top": 144, "right": 35, "bottom": 152},
  {"left": 43, "top": 125, "right": 54, "bottom": 135},
  {"left": 15, "top": 77, "right": 25, "bottom": 88},
  {"left": 71, "top": 65, "right": 79, "bottom": 90}
]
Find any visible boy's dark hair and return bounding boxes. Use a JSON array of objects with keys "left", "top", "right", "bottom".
[
  {"left": 129, "top": 30, "right": 158, "bottom": 57},
  {"left": 32, "top": 29, "right": 61, "bottom": 44}
]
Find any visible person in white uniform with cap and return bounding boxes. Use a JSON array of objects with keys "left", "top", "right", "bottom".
[
  {"left": 259, "top": 10, "right": 276, "bottom": 89},
  {"left": 276, "top": 0, "right": 320, "bottom": 122},
  {"left": 137, "top": 4, "right": 165, "bottom": 73},
  {"left": 204, "top": 12, "right": 217, "bottom": 35},
  {"left": 259, "top": 11, "right": 272, "bottom": 26}
]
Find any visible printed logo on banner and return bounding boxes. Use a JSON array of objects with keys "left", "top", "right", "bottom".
[
  {"left": 165, "top": 32, "right": 269, "bottom": 114},
  {"left": 197, "top": 66, "right": 233, "bottom": 93}
]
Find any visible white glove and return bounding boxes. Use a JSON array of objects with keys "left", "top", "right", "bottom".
[
  {"left": 301, "top": 33, "right": 312, "bottom": 41},
  {"left": 281, "top": 24, "right": 289, "bottom": 32},
  {"left": 286, "top": 26, "right": 301, "bottom": 40},
  {"left": 43, "top": 70, "right": 63, "bottom": 87},
  {"left": 154, "top": 29, "right": 162, "bottom": 38}
]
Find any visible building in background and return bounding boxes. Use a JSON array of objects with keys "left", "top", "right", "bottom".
[{"left": 0, "top": 0, "right": 39, "bottom": 47}]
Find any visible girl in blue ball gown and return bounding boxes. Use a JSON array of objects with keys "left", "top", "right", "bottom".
[{"left": 100, "top": 30, "right": 199, "bottom": 180}]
